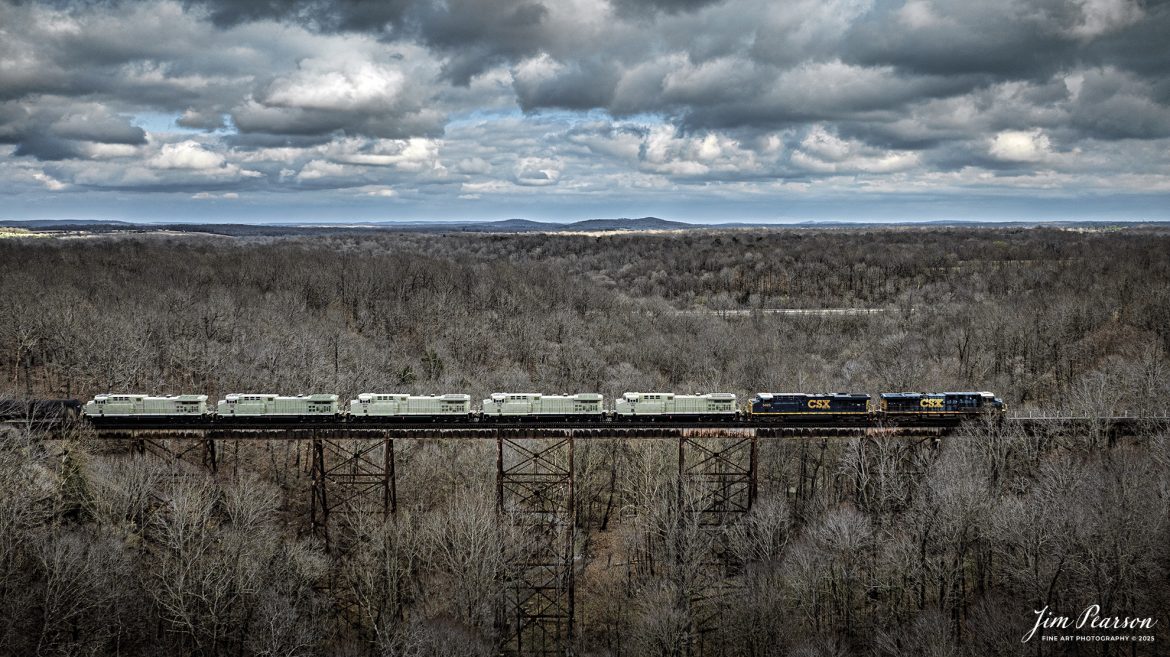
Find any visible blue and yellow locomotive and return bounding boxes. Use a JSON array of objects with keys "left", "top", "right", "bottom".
[
  {"left": 749, "top": 393, "right": 871, "bottom": 423},
  {"left": 879, "top": 391, "right": 1005, "bottom": 423}
]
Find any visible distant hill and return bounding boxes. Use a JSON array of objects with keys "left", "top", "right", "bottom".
[
  {"left": 454, "top": 219, "right": 556, "bottom": 232},
  {"left": 562, "top": 217, "right": 691, "bottom": 231}
]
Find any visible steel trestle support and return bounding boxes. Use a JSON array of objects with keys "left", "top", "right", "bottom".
[
  {"left": 497, "top": 431, "right": 576, "bottom": 656},
  {"left": 677, "top": 429, "right": 759, "bottom": 657},
  {"left": 309, "top": 430, "right": 397, "bottom": 554}
]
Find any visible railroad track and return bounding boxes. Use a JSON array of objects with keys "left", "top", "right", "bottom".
[{"left": 4, "top": 415, "right": 1167, "bottom": 438}]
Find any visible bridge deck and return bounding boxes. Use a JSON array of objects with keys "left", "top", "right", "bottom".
[
  {"left": 3, "top": 415, "right": 1165, "bottom": 439},
  {"left": 85, "top": 425, "right": 951, "bottom": 440}
]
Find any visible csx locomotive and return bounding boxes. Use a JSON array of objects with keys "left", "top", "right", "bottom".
[{"left": 74, "top": 390, "right": 1004, "bottom": 425}]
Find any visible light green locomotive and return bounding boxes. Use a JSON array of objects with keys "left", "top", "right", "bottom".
[
  {"left": 84, "top": 394, "right": 208, "bottom": 418},
  {"left": 614, "top": 392, "right": 738, "bottom": 419},
  {"left": 349, "top": 393, "right": 471, "bottom": 419},
  {"left": 217, "top": 393, "right": 339, "bottom": 417},
  {"left": 481, "top": 392, "right": 604, "bottom": 419}
]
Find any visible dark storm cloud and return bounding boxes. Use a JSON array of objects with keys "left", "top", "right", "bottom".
[
  {"left": 230, "top": 102, "right": 444, "bottom": 140},
  {"left": 1068, "top": 67, "right": 1170, "bottom": 139},
  {"left": 194, "top": 0, "right": 410, "bottom": 31},
  {"left": 193, "top": 0, "right": 555, "bottom": 84},
  {"left": 413, "top": 0, "right": 552, "bottom": 83},
  {"left": 50, "top": 112, "right": 147, "bottom": 144},
  {"left": 0, "top": 95, "right": 147, "bottom": 161},
  {"left": 842, "top": 0, "right": 1074, "bottom": 78},
  {"left": 13, "top": 135, "right": 86, "bottom": 160},
  {"left": 609, "top": 0, "right": 726, "bottom": 18},
  {"left": 513, "top": 58, "right": 622, "bottom": 111},
  {"left": 1085, "top": 5, "right": 1170, "bottom": 77},
  {"left": 676, "top": 68, "right": 991, "bottom": 134}
]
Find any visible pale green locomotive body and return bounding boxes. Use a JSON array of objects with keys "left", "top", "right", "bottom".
[
  {"left": 217, "top": 393, "right": 339, "bottom": 416},
  {"left": 481, "top": 392, "right": 604, "bottom": 417},
  {"left": 84, "top": 394, "right": 208, "bottom": 416},
  {"left": 349, "top": 393, "right": 471, "bottom": 416},
  {"left": 614, "top": 392, "right": 737, "bottom": 417}
]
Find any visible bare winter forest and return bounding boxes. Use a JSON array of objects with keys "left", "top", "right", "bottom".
[{"left": 1, "top": 226, "right": 1168, "bottom": 656}]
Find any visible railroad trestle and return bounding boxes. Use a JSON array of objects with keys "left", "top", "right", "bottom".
[{"left": 12, "top": 417, "right": 1166, "bottom": 656}]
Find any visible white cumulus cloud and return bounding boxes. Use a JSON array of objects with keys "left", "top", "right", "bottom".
[
  {"left": 513, "top": 157, "right": 563, "bottom": 186},
  {"left": 150, "top": 140, "right": 225, "bottom": 170},
  {"left": 989, "top": 129, "right": 1051, "bottom": 162},
  {"left": 264, "top": 60, "right": 407, "bottom": 112},
  {"left": 296, "top": 159, "right": 351, "bottom": 180}
]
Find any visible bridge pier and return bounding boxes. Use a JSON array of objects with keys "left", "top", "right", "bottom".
[
  {"left": 125, "top": 432, "right": 219, "bottom": 476},
  {"left": 676, "top": 429, "right": 758, "bottom": 656},
  {"left": 497, "top": 430, "right": 576, "bottom": 656},
  {"left": 203, "top": 436, "right": 217, "bottom": 473},
  {"left": 309, "top": 430, "right": 397, "bottom": 553},
  {"left": 677, "top": 430, "right": 758, "bottom": 523}
]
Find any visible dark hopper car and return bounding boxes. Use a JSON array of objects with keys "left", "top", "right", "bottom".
[
  {"left": 0, "top": 398, "right": 82, "bottom": 424},
  {"left": 880, "top": 391, "right": 1005, "bottom": 421},
  {"left": 750, "top": 393, "right": 871, "bottom": 422}
]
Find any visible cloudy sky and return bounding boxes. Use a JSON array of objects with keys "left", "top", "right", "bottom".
[{"left": 2, "top": 0, "right": 1168, "bottom": 223}]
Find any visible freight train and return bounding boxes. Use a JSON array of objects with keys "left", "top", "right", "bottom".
[{"left": 69, "top": 390, "right": 1005, "bottom": 426}]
